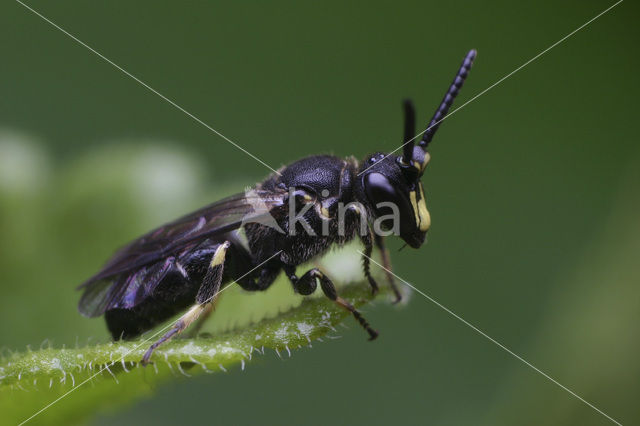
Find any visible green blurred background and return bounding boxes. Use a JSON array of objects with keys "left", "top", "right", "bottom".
[{"left": 1, "top": 0, "right": 639, "bottom": 425}]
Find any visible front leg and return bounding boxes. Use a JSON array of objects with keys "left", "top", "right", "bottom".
[
  {"left": 359, "top": 224, "right": 379, "bottom": 296},
  {"left": 284, "top": 265, "right": 378, "bottom": 340},
  {"left": 141, "top": 241, "right": 230, "bottom": 365},
  {"left": 344, "top": 203, "right": 379, "bottom": 296},
  {"left": 374, "top": 234, "right": 402, "bottom": 303}
]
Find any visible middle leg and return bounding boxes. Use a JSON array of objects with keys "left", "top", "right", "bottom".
[{"left": 284, "top": 265, "right": 378, "bottom": 340}]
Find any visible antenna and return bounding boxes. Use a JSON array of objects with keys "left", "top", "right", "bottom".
[{"left": 420, "top": 49, "right": 477, "bottom": 149}]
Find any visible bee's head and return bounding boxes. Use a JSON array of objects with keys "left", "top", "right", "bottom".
[
  {"left": 359, "top": 49, "right": 476, "bottom": 248},
  {"left": 359, "top": 137, "right": 431, "bottom": 249}
]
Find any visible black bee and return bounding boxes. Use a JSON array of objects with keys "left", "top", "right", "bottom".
[{"left": 78, "top": 50, "right": 477, "bottom": 364}]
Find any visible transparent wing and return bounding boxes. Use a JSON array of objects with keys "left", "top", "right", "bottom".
[{"left": 78, "top": 187, "right": 285, "bottom": 317}]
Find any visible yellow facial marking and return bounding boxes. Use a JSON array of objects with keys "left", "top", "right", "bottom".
[
  {"left": 416, "top": 183, "right": 430, "bottom": 231},
  {"left": 409, "top": 184, "right": 431, "bottom": 232},
  {"left": 409, "top": 190, "right": 420, "bottom": 227},
  {"left": 210, "top": 241, "right": 230, "bottom": 267},
  {"left": 422, "top": 152, "right": 431, "bottom": 170}
]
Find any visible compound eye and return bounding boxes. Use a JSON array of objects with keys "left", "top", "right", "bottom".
[
  {"left": 364, "top": 173, "right": 396, "bottom": 205},
  {"left": 363, "top": 173, "right": 413, "bottom": 231}
]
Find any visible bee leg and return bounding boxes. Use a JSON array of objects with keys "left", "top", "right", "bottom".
[
  {"left": 187, "top": 302, "right": 214, "bottom": 338},
  {"left": 140, "top": 304, "right": 207, "bottom": 366},
  {"left": 141, "top": 241, "right": 230, "bottom": 365},
  {"left": 374, "top": 234, "right": 402, "bottom": 303},
  {"left": 287, "top": 267, "right": 378, "bottom": 340},
  {"left": 360, "top": 227, "right": 380, "bottom": 296},
  {"left": 347, "top": 204, "right": 379, "bottom": 297},
  {"left": 283, "top": 264, "right": 317, "bottom": 295}
]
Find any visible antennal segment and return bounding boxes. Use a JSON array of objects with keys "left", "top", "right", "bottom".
[
  {"left": 401, "top": 99, "right": 416, "bottom": 164},
  {"left": 420, "top": 49, "right": 476, "bottom": 149}
]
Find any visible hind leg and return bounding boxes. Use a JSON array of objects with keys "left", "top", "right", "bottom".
[
  {"left": 187, "top": 301, "right": 214, "bottom": 338},
  {"left": 141, "top": 241, "right": 230, "bottom": 365}
]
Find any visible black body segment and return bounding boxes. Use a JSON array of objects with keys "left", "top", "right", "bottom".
[{"left": 103, "top": 240, "right": 234, "bottom": 340}]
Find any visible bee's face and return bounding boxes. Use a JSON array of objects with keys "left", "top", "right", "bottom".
[{"left": 361, "top": 152, "right": 431, "bottom": 248}]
